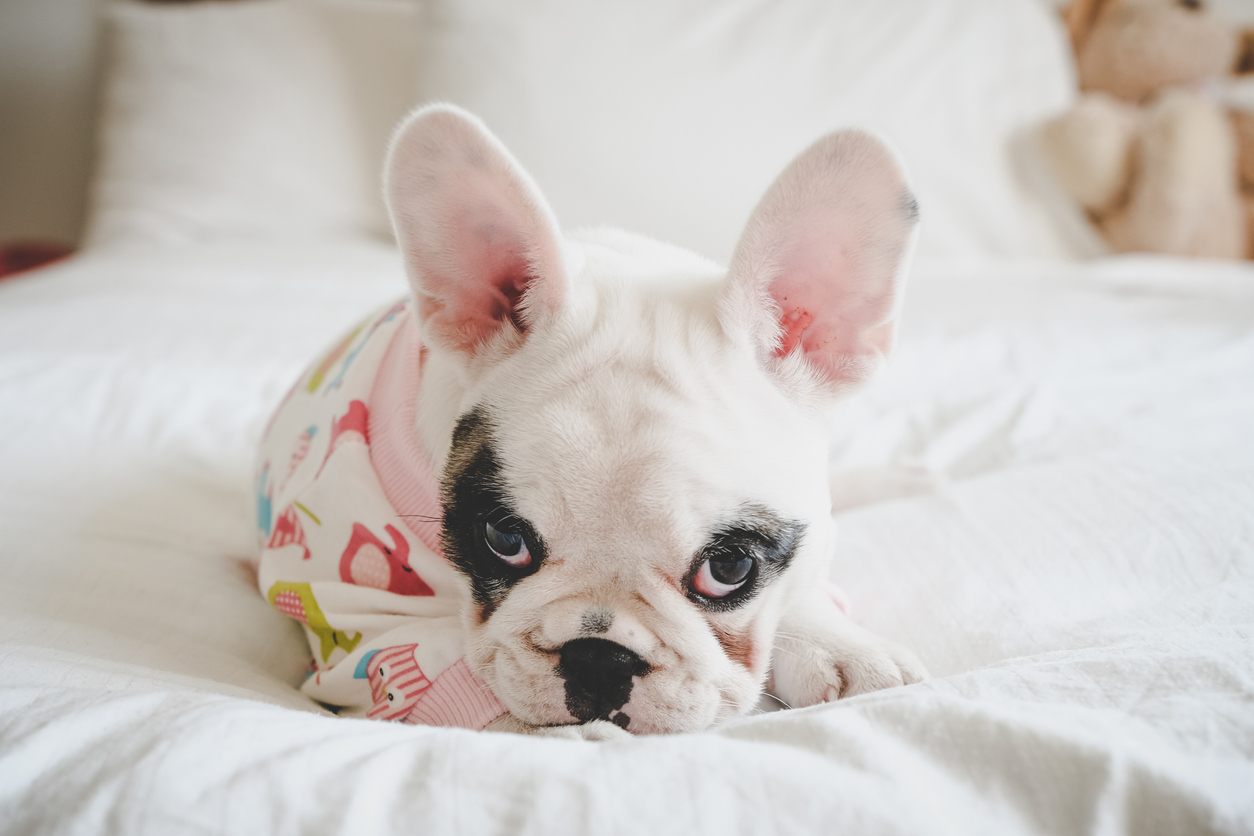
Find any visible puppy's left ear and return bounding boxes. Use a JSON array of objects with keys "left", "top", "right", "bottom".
[
  {"left": 723, "top": 131, "right": 918, "bottom": 395},
  {"left": 385, "top": 105, "right": 567, "bottom": 358}
]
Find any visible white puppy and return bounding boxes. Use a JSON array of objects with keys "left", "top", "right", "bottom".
[{"left": 258, "top": 104, "right": 926, "bottom": 738}]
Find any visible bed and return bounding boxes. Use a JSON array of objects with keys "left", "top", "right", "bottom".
[{"left": 1, "top": 1, "right": 1252, "bottom": 834}]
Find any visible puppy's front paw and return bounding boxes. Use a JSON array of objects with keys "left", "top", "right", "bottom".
[
  {"left": 773, "top": 598, "right": 928, "bottom": 708},
  {"left": 485, "top": 714, "right": 631, "bottom": 740},
  {"left": 780, "top": 634, "right": 927, "bottom": 708}
]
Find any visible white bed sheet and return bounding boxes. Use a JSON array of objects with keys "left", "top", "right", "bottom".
[{"left": 0, "top": 243, "right": 1251, "bottom": 835}]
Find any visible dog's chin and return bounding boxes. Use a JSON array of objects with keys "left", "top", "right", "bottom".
[{"left": 469, "top": 634, "right": 762, "bottom": 735}]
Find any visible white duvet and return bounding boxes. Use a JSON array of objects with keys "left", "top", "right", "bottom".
[{"left": 1, "top": 242, "right": 1252, "bottom": 835}]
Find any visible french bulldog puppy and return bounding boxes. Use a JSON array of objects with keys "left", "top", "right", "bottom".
[{"left": 383, "top": 105, "right": 927, "bottom": 738}]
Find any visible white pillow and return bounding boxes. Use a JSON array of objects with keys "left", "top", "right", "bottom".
[
  {"left": 86, "top": 0, "right": 419, "bottom": 248},
  {"left": 415, "top": 0, "right": 1079, "bottom": 263}
]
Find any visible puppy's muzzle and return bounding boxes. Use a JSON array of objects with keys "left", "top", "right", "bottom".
[{"left": 557, "top": 638, "right": 650, "bottom": 723}]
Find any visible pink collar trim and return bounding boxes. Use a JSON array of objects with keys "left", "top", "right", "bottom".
[{"left": 368, "top": 313, "right": 445, "bottom": 557}]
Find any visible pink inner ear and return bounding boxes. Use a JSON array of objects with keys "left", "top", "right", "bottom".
[
  {"left": 769, "top": 217, "right": 899, "bottom": 384},
  {"left": 422, "top": 193, "right": 537, "bottom": 350},
  {"left": 772, "top": 220, "right": 859, "bottom": 358}
]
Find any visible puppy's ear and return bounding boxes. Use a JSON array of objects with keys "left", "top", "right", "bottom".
[
  {"left": 385, "top": 105, "right": 567, "bottom": 357},
  {"left": 723, "top": 130, "right": 918, "bottom": 394}
]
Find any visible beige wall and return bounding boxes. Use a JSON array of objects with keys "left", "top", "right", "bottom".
[{"left": 0, "top": 0, "right": 104, "bottom": 246}]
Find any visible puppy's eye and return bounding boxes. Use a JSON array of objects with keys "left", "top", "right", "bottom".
[
  {"left": 693, "top": 552, "right": 754, "bottom": 598},
  {"left": 483, "top": 519, "right": 531, "bottom": 568}
]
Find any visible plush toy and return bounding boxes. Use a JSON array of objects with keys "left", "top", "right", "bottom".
[{"left": 1037, "top": 0, "right": 1254, "bottom": 259}]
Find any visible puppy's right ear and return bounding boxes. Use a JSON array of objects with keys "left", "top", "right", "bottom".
[
  {"left": 722, "top": 130, "right": 918, "bottom": 397},
  {"left": 385, "top": 105, "right": 567, "bottom": 357}
]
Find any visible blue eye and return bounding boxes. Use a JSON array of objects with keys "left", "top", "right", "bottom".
[{"left": 484, "top": 519, "right": 531, "bottom": 568}]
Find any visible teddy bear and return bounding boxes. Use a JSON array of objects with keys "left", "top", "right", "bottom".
[{"left": 1036, "top": 0, "right": 1254, "bottom": 259}]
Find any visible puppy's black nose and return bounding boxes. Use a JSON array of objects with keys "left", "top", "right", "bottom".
[{"left": 557, "top": 637, "right": 649, "bottom": 722}]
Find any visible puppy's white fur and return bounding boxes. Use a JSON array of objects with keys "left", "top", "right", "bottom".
[{"left": 385, "top": 105, "right": 926, "bottom": 737}]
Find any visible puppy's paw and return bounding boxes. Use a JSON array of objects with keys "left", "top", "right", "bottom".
[
  {"left": 485, "top": 714, "right": 631, "bottom": 741},
  {"left": 825, "top": 635, "right": 927, "bottom": 703},
  {"left": 773, "top": 616, "right": 928, "bottom": 708},
  {"left": 776, "top": 634, "right": 927, "bottom": 708}
]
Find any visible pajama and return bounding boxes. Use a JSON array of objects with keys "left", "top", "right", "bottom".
[{"left": 256, "top": 298, "right": 507, "bottom": 729}]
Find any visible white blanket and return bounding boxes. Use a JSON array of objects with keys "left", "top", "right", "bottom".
[{"left": 1, "top": 243, "right": 1251, "bottom": 835}]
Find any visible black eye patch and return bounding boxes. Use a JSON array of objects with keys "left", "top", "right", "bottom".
[
  {"left": 686, "top": 506, "right": 804, "bottom": 612},
  {"left": 439, "top": 407, "right": 545, "bottom": 618}
]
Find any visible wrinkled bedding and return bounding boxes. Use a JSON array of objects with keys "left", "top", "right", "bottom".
[{"left": 1, "top": 243, "right": 1251, "bottom": 835}]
